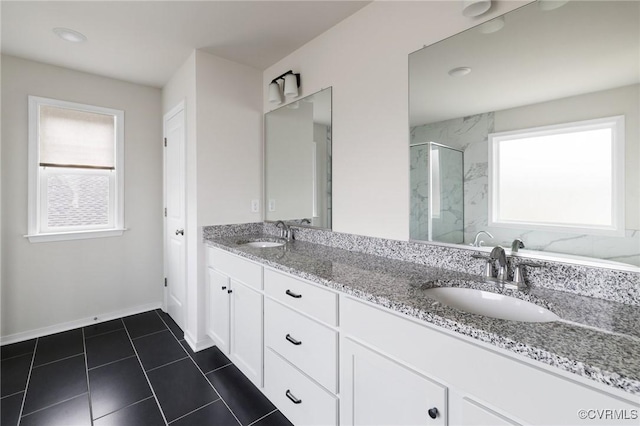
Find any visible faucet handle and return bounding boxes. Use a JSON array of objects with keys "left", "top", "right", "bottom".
[
  {"left": 471, "top": 254, "right": 493, "bottom": 278},
  {"left": 513, "top": 262, "right": 542, "bottom": 286}
]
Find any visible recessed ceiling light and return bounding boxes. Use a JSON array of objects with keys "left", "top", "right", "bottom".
[
  {"left": 478, "top": 16, "right": 505, "bottom": 34},
  {"left": 462, "top": 0, "right": 492, "bottom": 17},
  {"left": 448, "top": 67, "right": 472, "bottom": 77},
  {"left": 52, "top": 28, "right": 87, "bottom": 43}
]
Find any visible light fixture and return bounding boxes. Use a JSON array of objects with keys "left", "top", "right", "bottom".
[
  {"left": 538, "top": 0, "right": 569, "bottom": 12},
  {"left": 268, "top": 70, "right": 301, "bottom": 105},
  {"left": 52, "top": 27, "right": 87, "bottom": 43},
  {"left": 268, "top": 81, "right": 282, "bottom": 104},
  {"left": 478, "top": 16, "right": 505, "bottom": 34},
  {"left": 448, "top": 66, "right": 472, "bottom": 77},
  {"left": 462, "top": 0, "right": 492, "bottom": 17}
]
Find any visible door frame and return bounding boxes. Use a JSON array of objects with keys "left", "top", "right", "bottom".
[{"left": 162, "top": 100, "right": 186, "bottom": 320}]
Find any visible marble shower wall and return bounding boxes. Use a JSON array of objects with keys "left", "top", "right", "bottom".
[{"left": 411, "top": 112, "right": 640, "bottom": 267}]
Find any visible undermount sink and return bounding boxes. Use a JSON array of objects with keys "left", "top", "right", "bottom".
[
  {"left": 244, "top": 241, "right": 285, "bottom": 248},
  {"left": 424, "top": 287, "right": 559, "bottom": 323},
  {"left": 238, "top": 237, "right": 286, "bottom": 248}
]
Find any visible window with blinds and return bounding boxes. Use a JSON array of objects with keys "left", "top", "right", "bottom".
[{"left": 28, "top": 96, "right": 125, "bottom": 242}]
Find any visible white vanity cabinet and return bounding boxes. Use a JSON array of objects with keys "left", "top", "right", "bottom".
[
  {"left": 206, "top": 248, "right": 263, "bottom": 387},
  {"left": 263, "top": 269, "right": 339, "bottom": 425},
  {"left": 340, "top": 295, "right": 639, "bottom": 426}
]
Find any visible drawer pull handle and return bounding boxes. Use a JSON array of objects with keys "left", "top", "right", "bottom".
[
  {"left": 285, "top": 389, "right": 302, "bottom": 404},
  {"left": 428, "top": 407, "right": 439, "bottom": 419},
  {"left": 285, "top": 334, "right": 302, "bottom": 345},
  {"left": 221, "top": 286, "right": 227, "bottom": 290},
  {"left": 285, "top": 289, "right": 302, "bottom": 299},
  {"left": 227, "top": 289, "right": 233, "bottom": 294}
]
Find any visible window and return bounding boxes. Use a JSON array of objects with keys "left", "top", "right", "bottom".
[
  {"left": 27, "top": 96, "right": 125, "bottom": 242},
  {"left": 488, "top": 116, "right": 625, "bottom": 236}
]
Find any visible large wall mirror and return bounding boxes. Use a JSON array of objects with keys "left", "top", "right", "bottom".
[
  {"left": 265, "top": 87, "right": 332, "bottom": 229},
  {"left": 409, "top": 1, "right": 639, "bottom": 270}
]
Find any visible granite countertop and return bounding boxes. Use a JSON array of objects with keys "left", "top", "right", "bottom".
[{"left": 205, "top": 234, "right": 640, "bottom": 396}]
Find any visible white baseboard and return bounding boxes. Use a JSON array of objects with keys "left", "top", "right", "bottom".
[
  {"left": 184, "top": 331, "right": 214, "bottom": 353},
  {"left": 0, "top": 301, "right": 163, "bottom": 345}
]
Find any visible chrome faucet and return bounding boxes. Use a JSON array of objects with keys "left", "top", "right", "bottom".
[
  {"left": 471, "top": 230, "right": 494, "bottom": 247},
  {"left": 511, "top": 238, "right": 525, "bottom": 253},
  {"left": 275, "top": 220, "right": 294, "bottom": 241},
  {"left": 490, "top": 246, "right": 508, "bottom": 281}
]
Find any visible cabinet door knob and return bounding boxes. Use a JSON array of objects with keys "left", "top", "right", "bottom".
[
  {"left": 227, "top": 289, "right": 233, "bottom": 294},
  {"left": 285, "top": 289, "right": 302, "bottom": 299},
  {"left": 175, "top": 229, "right": 184, "bottom": 236},
  {"left": 221, "top": 286, "right": 227, "bottom": 290},
  {"left": 428, "top": 407, "right": 439, "bottom": 419},
  {"left": 285, "top": 389, "right": 302, "bottom": 404},
  {"left": 285, "top": 334, "right": 302, "bottom": 346}
]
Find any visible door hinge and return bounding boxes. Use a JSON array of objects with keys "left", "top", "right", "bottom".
[
  {"left": 164, "top": 207, "right": 167, "bottom": 217},
  {"left": 164, "top": 278, "right": 167, "bottom": 287},
  {"left": 164, "top": 137, "right": 167, "bottom": 147}
]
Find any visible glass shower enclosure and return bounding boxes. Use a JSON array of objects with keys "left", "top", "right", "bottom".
[{"left": 410, "top": 142, "right": 464, "bottom": 244}]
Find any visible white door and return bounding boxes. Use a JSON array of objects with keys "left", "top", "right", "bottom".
[{"left": 164, "top": 103, "right": 186, "bottom": 330}]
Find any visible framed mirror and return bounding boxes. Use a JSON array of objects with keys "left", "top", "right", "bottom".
[
  {"left": 265, "top": 87, "right": 332, "bottom": 229},
  {"left": 409, "top": 1, "right": 639, "bottom": 270}
]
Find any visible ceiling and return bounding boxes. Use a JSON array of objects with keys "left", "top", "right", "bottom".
[
  {"left": 409, "top": 0, "right": 640, "bottom": 125},
  {"left": 1, "top": 0, "right": 370, "bottom": 88}
]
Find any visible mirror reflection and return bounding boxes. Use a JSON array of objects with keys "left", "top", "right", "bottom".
[
  {"left": 409, "top": 1, "right": 639, "bottom": 268},
  {"left": 265, "top": 87, "right": 332, "bottom": 229}
]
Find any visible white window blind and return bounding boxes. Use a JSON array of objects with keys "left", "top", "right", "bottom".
[{"left": 39, "top": 105, "right": 115, "bottom": 169}]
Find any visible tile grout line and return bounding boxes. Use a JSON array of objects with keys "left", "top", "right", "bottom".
[
  {"left": 153, "top": 310, "right": 242, "bottom": 426},
  {"left": 144, "top": 355, "right": 190, "bottom": 373},
  {"left": 81, "top": 328, "right": 95, "bottom": 424},
  {"left": 0, "top": 351, "right": 38, "bottom": 362},
  {"left": 87, "top": 355, "right": 137, "bottom": 371},
  {"left": 15, "top": 337, "right": 38, "bottom": 425},
  {"left": 20, "top": 392, "right": 89, "bottom": 418},
  {"left": 202, "top": 362, "right": 233, "bottom": 376},
  {"left": 29, "top": 351, "right": 85, "bottom": 369},
  {"left": 1, "top": 390, "right": 26, "bottom": 400},
  {"left": 130, "top": 328, "right": 172, "bottom": 341},
  {"left": 166, "top": 399, "right": 219, "bottom": 424},
  {"left": 92, "top": 395, "right": 155, "bottom": 422},
  {"left": 247, "top": 408, "right": 278, "bottom": 426},
  {"left": 120, "top": 318, "right": 170, "bottom": 426},
  {"left": 84, "top": 326, "right": 125, "bottom": 341}
]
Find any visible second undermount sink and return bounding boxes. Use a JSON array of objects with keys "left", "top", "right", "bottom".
[{"left": 424, "top": 287, "right": 559, "bottom": 323}]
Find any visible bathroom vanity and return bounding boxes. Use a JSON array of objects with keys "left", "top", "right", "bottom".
[{"left": 203, "top": 224, "right": 639, "bottom": 426}]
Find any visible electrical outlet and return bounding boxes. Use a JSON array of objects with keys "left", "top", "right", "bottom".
[
  {"left": 251, "top": 199, "right": 260, "bottom": 213},
  {"left": 268, "top": 199, "right": 276, "bottom": 212}
]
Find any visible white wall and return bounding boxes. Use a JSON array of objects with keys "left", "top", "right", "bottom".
[
  {"left": 162, "top": 50, "right": 262, "bottom": 347},
  {"left": 1, "top": 55, "right": 164, "bottom": 340},
  {"left": 263, "top": 0, "right": 526, "bottom": 240}
]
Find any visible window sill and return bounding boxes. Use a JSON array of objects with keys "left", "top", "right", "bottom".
[{"left": 25, "top": 228, "right": 127, "bottom": 243}]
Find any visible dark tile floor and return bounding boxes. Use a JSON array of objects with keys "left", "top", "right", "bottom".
[{"left": 1, "top": 309, "right": 293, "bottom": 426}]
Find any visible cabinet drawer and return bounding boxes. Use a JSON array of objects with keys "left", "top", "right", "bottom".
[
  {"left": 265, "top": 298, "right": 337, "bottom": 393},
  {"left": 208, "top": 248, "right": 262, "bottom": 290},
  {"left": 264, "top": 348, "right": 338, "bottom": 426},
  {"left": 264, "top": 269, "right": 337, "bottom": 325}
]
